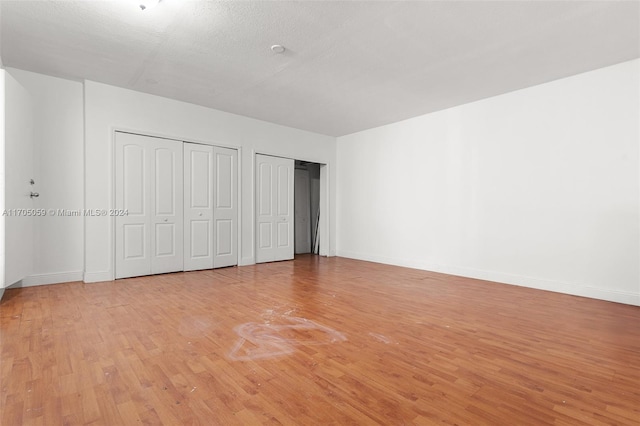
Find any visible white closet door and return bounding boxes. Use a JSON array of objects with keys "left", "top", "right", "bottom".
[
  {"left": 256, "top": 154, "right": 294, "bottom": 263},
  {"left": 115, "top": 133, "right": 152, "bottom": 279},
  {"left": 115, "top": 132, "right": 183, "bottom": 279},
  {"left": 151, "top": 139, "right": 184, "bottom": 275},
  {"left": 213, "top": 146, "right": 238, "bottom": 268},
  {"left": 183, "top": 143, "right": 214, "bottom": 271}
]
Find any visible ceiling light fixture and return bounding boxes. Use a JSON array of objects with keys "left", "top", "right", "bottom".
[
  {"left": 271, "top": 45, "right": 286, "bottom": 54},
  {"left": 138, "top": 0, "right": 160, "bottom": 11}
]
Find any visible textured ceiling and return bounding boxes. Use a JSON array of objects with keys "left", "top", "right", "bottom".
[{"left": 1, "top": 0, "right": 639, "bottom": 137}]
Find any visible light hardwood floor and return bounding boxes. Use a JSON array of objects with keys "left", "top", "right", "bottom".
[{"left": 1, "top": 256, "right": 639, "bottom": 425}]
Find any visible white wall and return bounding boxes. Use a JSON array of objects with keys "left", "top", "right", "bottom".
[
  {"left": 7, "top": 69, "right": 84, "bottom": 286},
  {"left": 84, "top": 81, "right": 336, "bottom": 282},
  {"left": 337, "top": 59, "right": 640, "bottom": 306},
  {"left": 0, "top": 14, "right": 3, "bottom": 299},
  {"left": 0, "top": 69, "right": 5, "bottom": 294},
  {"left": 3, "top": 70, "right": 35, "bottom": 288}
]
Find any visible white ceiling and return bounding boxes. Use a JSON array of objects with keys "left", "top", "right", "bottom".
[{"left": 1, "top": 0, "right": 638, "bottom": 137}]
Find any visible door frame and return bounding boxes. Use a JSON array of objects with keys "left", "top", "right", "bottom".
[
  {"left": 253, "top": 151, "right": 330, "bottom": 262},
  {"left": 110, "top": 129, "right": 242, "bottom": 280},
  {"left": 294, "top": 165, "right": 311, "bottom": 254}
]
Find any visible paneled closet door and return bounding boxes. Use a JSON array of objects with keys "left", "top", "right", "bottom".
[
  {"left": 255, "top": 154, "right": 294, "bottom": 263},
  {"left": 183, "top": 143, "right": 214, "bottom": 271},
  {"left": 151, "top": 139, "right": 184, "bottom": 275},
  {"left": 213, "top": 146, "right": 238, "bottom": 268},
  {"left": 184, "top": 144, "right": 238, "bottom": 270},
  {"left": 115, "top": 132, "right": 183, "bottom": 279}
]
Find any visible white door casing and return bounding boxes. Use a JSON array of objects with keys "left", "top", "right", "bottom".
[
  {"left": 256, "top": 154, "right": 294, "bottom": 263},
  {"left": 115, "top": 132, "right": 183, "bottom": 279},
  {"left": 294, "top": 168, "right": 311, "bottom": 254}
]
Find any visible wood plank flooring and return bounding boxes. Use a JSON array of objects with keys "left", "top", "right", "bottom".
[{"left": 1, "top": 255, "right": 639, "bottom": 425}]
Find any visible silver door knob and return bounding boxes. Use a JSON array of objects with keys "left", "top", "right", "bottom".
[{"left": 30, "top": 192, "right": 39, "bottom": 198}]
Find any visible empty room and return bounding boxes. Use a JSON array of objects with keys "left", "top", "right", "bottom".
[{"left": 1, "top": 0, "right": 639, "bottom": 424}]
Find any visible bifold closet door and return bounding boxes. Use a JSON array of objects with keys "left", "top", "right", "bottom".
[
  {"left": 255, "top": 154, "right": 294, "bottom": 263},
  {"left": 213, "top": 146, "right": 238, "bottom": 268},
  {"left": 115, "top": 132, "right": 184, "bottom": 279},
  {"left": 184, "top": 143, "right": 214, "bottom": 271},
  {"left": 184, "top": 143, "right": 238, "bottom": 271}
]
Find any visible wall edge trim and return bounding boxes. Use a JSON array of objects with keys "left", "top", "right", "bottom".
[{"left": 336, "top": 250, "right": 640, "bottom": 306}]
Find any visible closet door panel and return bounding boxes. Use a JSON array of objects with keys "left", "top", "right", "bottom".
[
  {"left": 115, "top": 133, "right": 183, "bottom": 279},
  {"left": 150, "top": 140, "right": 183, "bottom": 275},
  {"left": 213, "top": 147, "right": 238, "bottom": 268},
  {"left": 255, "top": 154, "right": 294, "bottom": 263},
  {"left": 183, "top": 143, "right": 214, "bottom": 271},
  {"left": 115, "top": 133, "right": 152, "bottom": 279}
]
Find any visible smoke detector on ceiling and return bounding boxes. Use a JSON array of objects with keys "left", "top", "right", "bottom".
[
  {"left": 271, "top": 45, "right": 286, "bottom": 54},
  {"left": 139, "top": 0, "right": 160, "bottom": 11}
]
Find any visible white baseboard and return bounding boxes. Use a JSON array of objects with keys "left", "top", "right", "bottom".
[
  {"left": 83, "top": 271, "right": 114, "bottom": 283},
  {"left": 17, "top": 271, "right": 84, "bottom": 288},
  {"left": 336, "top": 250, "right": 640, "bottom": 306}
]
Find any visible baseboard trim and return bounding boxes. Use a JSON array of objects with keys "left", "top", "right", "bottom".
[
  {"left": 18, "top": 271, "right": 84, "bottom": 288},
  {"left": 0, "top": 288, "right": 5, "bottom": 301},
  {"left": 336, "top": 250, "right": 640, "bottom": 306},
  {"left": 83, "top": 271, "right": 114, "bottom": 283}
]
